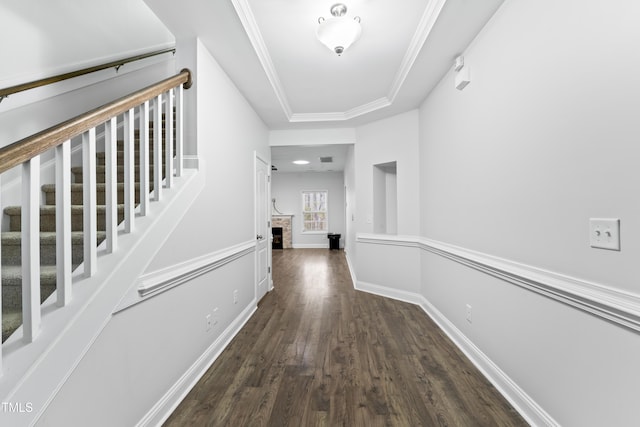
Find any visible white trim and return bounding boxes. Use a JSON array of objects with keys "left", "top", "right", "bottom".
[
  {"left": 230, "top": 0, "right": 293, "bottom": 119},
  {"left": 344, "top": 250, "right": 357, "bottom": 287},
  {"left": 136, "top": 302, "right": 257, "bottom": 427},
  {"left": 416, "top": 295, "right": 558, "bottom": 427},
  {"left": 357, "top": 233, "right": 419, "bottom": 248},
  {"left": 289, "top": 97, "right": 392, "bottom": 123},
  {"left": 120, "top": 240, "right": 256, "bottom": 305},
  {"left": 419, "top": 238, "right": 640, "bottom": 333},
  {"left": 292, "top": 244, "right": 329, "bottom": 249},
  {"left": 355, "top": 280, "right": 419, "bottom": 306},
  {"left": 354, "top": 278, "right": 557, "bottom": 427},
  {"left": 183, "top": 155, "right": 200, "bottom": 169},
  {"left": 230, "top": 0, "right": 446, "bottom": 123},
  {"left": 356, "top": 234, "right": 640, "bottom": 333},
  {"left": 387, "top": 0, "right": 447, "bottom": 102}
]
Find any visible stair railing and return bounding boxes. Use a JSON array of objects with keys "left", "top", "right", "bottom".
[
  {"left": 0, "top": 68, "right": 192, "bottom": 375},
  {"left": 0, "top": 47, "right": 176, "bottom": 103}
]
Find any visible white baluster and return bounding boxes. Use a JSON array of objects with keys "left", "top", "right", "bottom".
[
  {"left": 139, "top": 101, "right": 150, "bottom": 216},
  {"left": 22, "top": 156, "right": 41, "bottom": 342},
  {"left": 105, "top": 117, "right": 118, "bottom": 253},
  {"left": 153, "top": 95, "right": 162, "bottom": 201},
  {"left": 82, "top": 129, "right": 97, "bottom": 277},
  {"left": 56, "top": 141, "right": 72, "bottom": 306},
  {"left": 165, "top": 89, "right": 174, "bottom": 189},
  {"left": 124, "top": 108, "right": 135, "bottom": 233},
  {"left": 175, "top": 84, "right": 184, "bottom": 177}
]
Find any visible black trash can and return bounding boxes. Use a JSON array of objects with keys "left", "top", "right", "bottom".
[{"left": 327, "top": 233, "right": 341, "bottom": 250}]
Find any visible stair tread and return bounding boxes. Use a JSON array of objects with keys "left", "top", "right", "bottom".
[
  {"left": 41, "top": 182, "right": 148, "bottom": 192},
  {"left": 4, "top": 204, "right": 126, "bottom": 215},
  {"left": 2, "top": 265, "right": 58, "bottom": 282},
  {"left": 2, "top": 231, "right": 107, "bottom": 244},
  {"left": 71, "top": 165, "right": 156, "bottom": 172}
]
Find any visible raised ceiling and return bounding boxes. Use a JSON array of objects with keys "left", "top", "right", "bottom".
[{"left": 145, "top": 0, "right": 505, "bottom": 129}]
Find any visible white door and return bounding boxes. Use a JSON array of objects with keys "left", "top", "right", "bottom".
[{"left": 255, "top": 154, "right": 270, "bottom": 302}]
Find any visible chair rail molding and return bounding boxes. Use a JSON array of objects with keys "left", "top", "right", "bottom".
[
  {"left": 356, "top": 234, "right": 640, "bottom": 333},
  {"left": 115, "top": 240, "right": 256, "bottom": 311}
]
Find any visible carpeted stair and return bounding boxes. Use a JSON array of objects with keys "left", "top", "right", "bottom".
[{"left": 2, "top": 116, "right": 171, "bottom": 342}]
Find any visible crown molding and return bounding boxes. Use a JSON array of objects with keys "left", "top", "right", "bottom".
[
  {"left": 232, "top": 0, "right": 447, "bottom": 123},
  {"left": 231, "top": 0, "right": 292, "bottom": 118},
  {"left": 289, "top": 97, "right": 391, "bottom": 122},
  {"left": 388, "top": 0, "right": 447, "bottom": 102}
]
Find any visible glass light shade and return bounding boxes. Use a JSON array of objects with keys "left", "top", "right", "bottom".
[{"left": 316, "top": 17, "right": 362, "bottom": 55}]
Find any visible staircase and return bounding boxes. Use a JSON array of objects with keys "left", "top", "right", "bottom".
[{"left": 1, "top": 118, "right": 171, "bottom": 342}]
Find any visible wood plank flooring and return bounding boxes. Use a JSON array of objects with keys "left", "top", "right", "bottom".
[{"left": 164, "top": 249, "right": 527, "bottom": 426}]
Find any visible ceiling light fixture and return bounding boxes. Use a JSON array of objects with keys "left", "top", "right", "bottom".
[
  {"left": 316, "top": 3, "right": 362, "bottom": 56},
  {"left": 293, "top": 160, "right": 310, "bottom": 165}
]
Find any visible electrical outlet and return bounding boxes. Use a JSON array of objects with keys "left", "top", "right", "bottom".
[
  {"left": 466, "top": 304, "right": 472, "bottom": 324},
  {"left": 233, "top": 290, "right": 238, "bottom": 304},
  {"left": 205, "top": 314, "right": 212, "bottom": 332}
]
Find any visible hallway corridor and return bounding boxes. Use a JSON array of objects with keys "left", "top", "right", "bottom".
[{"left": 165, "top": 249, "right": 527, "bottom": 426}]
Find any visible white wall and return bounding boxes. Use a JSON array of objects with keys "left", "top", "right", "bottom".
[
  {"left": 344, "top": 145, "right": 357, "bottom": 264},
  {"left": 271, "top": 172, "right": 345, "bottom": 248},
  {"left": 270, "top": 128, "right": 356, "bottom": 146},
  {"left": 418, "top": 1, "right": 640, "bottom": 425},
  {"left": 145, "top": 39, "right": 269, "bottom": 265},
  {"left": 354, "top": 110, "right": 420, "bottom": 236},
  {"left": 38, "top": 38, "right": 270, "bottom": 426},
  {"left": 0, "top": 0, "right": 174, "bottom": 90},
  {"left": 347, "top": 2, "right": 640, "bottom": 425}
]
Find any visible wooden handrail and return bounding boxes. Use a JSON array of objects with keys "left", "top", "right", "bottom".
[
  {"left": 0, "top": 68, "right": 192, "bottom": 175},
  {"left": 0, "top": 47, "right": 176, "bottom": 102}
]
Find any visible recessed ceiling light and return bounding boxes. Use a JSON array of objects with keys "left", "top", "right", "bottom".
[{"left": 293, "top": 160, "right": 310, "bottom": 165}]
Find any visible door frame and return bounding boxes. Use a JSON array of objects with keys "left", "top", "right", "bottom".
[{"left": 254, "top": 151, "right": 272, "bottom": 302}]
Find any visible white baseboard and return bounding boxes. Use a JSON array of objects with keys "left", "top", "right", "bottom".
[
  {"left": 416, "top": 296, "right": 558, "bottom": 427},
  {"left": 136, "top": 301, "right": 257, "bottom": 427},
  {"left": 354, "top": 281, "right": 557, "bottom": 427},
  {"left": 292, "top": 243, "right": 329, "bottom": 249},
  {"left": 344, "top": 251, "right": 357, "bottom": 287}
]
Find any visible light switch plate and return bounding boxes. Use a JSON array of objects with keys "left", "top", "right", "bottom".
[{"left": 589, "top": 218, "right": 620, "bottom": 251}]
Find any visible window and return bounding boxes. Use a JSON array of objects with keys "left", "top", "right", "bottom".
[{"left": 302, "top": 190, "right": 328, "bottom": 233}]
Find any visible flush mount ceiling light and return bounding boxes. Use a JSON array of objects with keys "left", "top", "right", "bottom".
[
  {"left": 293, "top": 160, "right": 310, "bottom": 165},
  {"left": 317, "top": 3, "right": 362, "bottom": 56}
]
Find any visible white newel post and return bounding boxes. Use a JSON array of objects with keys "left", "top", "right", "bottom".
[
  {"left": 55, "top": 140, "right": 72, "bottom": 306},
  {"left": 82, "top": 128, "right": 97, "bottom": 277},
  {"left": 22, "top": 156, "right": 41, "bottom": 342}
]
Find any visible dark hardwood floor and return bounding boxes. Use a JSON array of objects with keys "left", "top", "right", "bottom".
[{"left": 164, "top": 249, "right": 527, "bottom": 426}]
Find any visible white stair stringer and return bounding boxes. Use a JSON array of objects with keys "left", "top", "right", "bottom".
[{"left": 0, "top": 163, "right": 204, "bottom": 427}]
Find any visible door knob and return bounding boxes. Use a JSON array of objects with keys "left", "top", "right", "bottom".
[{"left": 257, "top": 234, "right": 263, "bottom": 240}]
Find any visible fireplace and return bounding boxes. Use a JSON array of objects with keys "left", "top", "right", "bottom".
[
  {"left": 272, "top": 227, "right": 283, "bottom": 249},
  {"left": 271, "top": 215, "right": 293, "bottom": 248}
]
